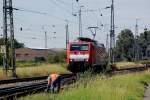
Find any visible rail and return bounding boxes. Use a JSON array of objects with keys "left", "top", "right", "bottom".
[
  {"left": 107, "top": 64, "right": 149, "bottom": 75},
  {"left": 0, "top": 74, "right": 72, "bottom": 85},
  {"left": 0, "top": 65, "right": 149, "bottom": 100},
  {"left": 0, "top": 74, "right": 76, "bottom": 100}
]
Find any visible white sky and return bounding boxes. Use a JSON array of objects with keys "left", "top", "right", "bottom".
[{"left": 0, "top": 0, "right": 150, "bottom": 49}]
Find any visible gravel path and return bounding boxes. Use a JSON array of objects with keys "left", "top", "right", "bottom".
[{"left": 144, "top": 85, "right": 150, "bottom": 100}]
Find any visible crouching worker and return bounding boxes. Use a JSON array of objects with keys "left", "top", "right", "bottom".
[{"left": 47, "top": 73, "right": 62, "bottom": 93}]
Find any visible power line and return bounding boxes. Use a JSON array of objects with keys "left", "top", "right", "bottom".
[
  {"left": 15, "top": 34, "right": 57, "bottom": 40},
  {"left": 55, "top": 0, "right": 72, "bottom": 6},
  {"left": 15, "top": 35, "right": 42, "bottom": 40},
  {"left": 14, "top": 7, "right": 47, "bottom": 15},
  {"left": 14, "top": 7, "right": 65, "bottom": 21},
  {"left": 86, "top": 10, "right": 102, "bottom": 26},
  {"left": 50, "top": 0, "right": 72, "bottom": 15},
  {"left": 14, "top": 6, "right": 77, "bottom": 24}
]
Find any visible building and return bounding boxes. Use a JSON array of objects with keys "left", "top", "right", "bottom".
[{"left": 15, "top": 48, "right": 56, "bottom": 61}]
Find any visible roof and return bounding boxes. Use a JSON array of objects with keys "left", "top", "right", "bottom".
[
  {"left": 77, "top": 37, "right": 98, "bottom": 45},
  {"left": 70, "top": 37, "right": 105, "bottom": 48},
  {"left": 77, "top": 37, "right": 97, "bottom": 43},
  {"left": 15, "top": 48, "right": 57, "bottom": 55}
]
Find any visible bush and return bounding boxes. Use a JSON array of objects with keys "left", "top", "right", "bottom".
[
  {"left": 34, "top": 57, "right": 45, "bottom": 62},
  {"left": 47, "top": 51, "right": 66, "bottom": 63},
  {"left": 16, "top": 61, "right": 41, "bottom": 67}
]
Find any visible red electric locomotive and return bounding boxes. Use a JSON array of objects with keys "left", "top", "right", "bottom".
[{"left": 67, "top": 37, "right": 108, "bottom": 72}]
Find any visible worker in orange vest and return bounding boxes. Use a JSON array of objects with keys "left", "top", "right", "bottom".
[{"left": 47, "top": 73, "right": 62, "bottom": 93}]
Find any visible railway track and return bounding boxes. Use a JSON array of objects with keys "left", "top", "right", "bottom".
[
  {"left": 0, "top": 74, "right": 73, "bottom": 85},
  {"left": 0, "top": 74, "right": 76, "bottom": 100},
  {"left": 0, "top": 64, "right": 149, "bottom": 100},
  {"left": 107, "top": 64, "right": 149, "bottom": 75}
]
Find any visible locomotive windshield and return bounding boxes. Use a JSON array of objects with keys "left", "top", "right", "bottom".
[{"left": 70, "top": 44, "right": 89, "bottom": 51}]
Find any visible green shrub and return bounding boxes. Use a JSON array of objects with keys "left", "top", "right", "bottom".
[
  {"left": 34, "top": 57, "right": 45, "bottom": 62},
  {"left": 16, "top": 61, "right": 41, "bottom": 67},
  {"left": 47, "top": 51, "right": 66, "bottom": 63},
  {"left": 19, "top": 70, "right": 150, "bottom": 100}
]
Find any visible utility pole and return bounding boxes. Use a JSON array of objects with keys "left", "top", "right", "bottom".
[
  {"left": 65, "top": 20, "right": 69, "bottom": 50},
  {"left": 44, "top": 31, "right": 47, "bottom": 56},
  {"left": 106, "top": 34, "right": 109, "bottom": 52},
  {"left": 42, "top": 26, "right": 48, "bottom": 59},
  {"left": 75, "top": 0, "right": 82, "bottom": 37},
  {"left": 79, "top": 6, "right": 84, "bottom": 37},
  {"left": 134, "top": 19, "right": 139, "bottom": 61},
  {"left": 144, "top": 28, "right": 148, "bottom": 58},
  {"left": 3, "top": 0, "right": 16, "bottom": 77},
  {"left": 45, "top": 31, "right": 47, "bottom": 50},
  {"left": 109, "top": 0, "right": 115, "bottom": 64}
]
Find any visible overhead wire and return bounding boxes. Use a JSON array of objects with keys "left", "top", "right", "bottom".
[
  {"left": 55, "top": 0, "right": 72, "bottom": 6},
  {"left": 0, "top": 0, "right": 78, "bottom": 30},
  {"left": 14, "top": 6, "right": 65, "bottom": 21},
  {"left": 50, "top": 0, "right": 73, "bottom": 15},
  {"left": 0, "top": 0, "right": 76, "bottom": 48},
  {"left": 14, "top": 7, "right": 47, "bottom": 15},
  {"left": 1, "top": 0, "right": 107, "bottom": 41},
  {"left": 14, "top": 32, "right": 58, "bottom": 40},
  {"left": 14, "top": 6, "right": 77, "bottom": 24}
]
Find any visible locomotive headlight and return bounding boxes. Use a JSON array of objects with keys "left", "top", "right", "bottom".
[{"left": 70, "top": 54, "right": 89, "bottom": 61}]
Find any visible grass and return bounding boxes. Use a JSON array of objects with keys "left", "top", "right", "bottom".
[
  {"left": 0, "top": 64, "right": 70, "bottom": 80},
  {"left": 0, "top": 69, "right": 7, "bottom": 79},
  {"left": 19, "top": 70, "right": 150, "bottom": 100},
  {"left": 16, "top": 64, "right": 70, "bottom": 77},
  {"left": 115, "top": 61, "right": 143, "bottom": 69},
  {"left": 16, "top": 61, "right": 42, "bottom": 68},
  {"left": 139, "top": 60, "right": 150, "bottom": 64}
]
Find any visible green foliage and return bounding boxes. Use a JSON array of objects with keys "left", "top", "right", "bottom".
[
  {"left": 47, "top": 51, "right": 66, "bottom": 63},
  {"left": 115, "top": 29, "right": 134, "bottom": 61},
  {"left": 19, "top": 70, "right": 150, "bottom": 100},
  {"left": 115, "top": 29, "right": 150, "bottom": 61},
  {"left": 0, "top": 38, "right": 24, "bottom": 49},
  {"left": 0, "top": 38, "right": 25, "bottom": 66},
  {"left": 14, "top": 39, "right": 25, "bottom": 49},
  {"left": 137, "top": 30, "right": 150, "bottom": 57},
  {"left": 0, "top": 64, "right": 70, "bottom": 79},
  {"left": 16, "top": 61, "right": 41, "bottom": 68},
  {"left": 111, "top": 29, "right": 150, "bottom": 67},
  {"left": 34, "top": 57, "right": 45, "bottom": 62}
]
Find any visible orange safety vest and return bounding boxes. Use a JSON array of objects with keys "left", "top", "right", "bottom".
[{"left": 48, "top": 74, "right": 59, "bottom": 85}]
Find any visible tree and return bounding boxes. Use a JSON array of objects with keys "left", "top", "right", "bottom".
[
  {"left": 0, "top": 38, "right": 24, "bottom": 65},
  {"left": 138, "top": 30, "right": 150, "bottom": 57},
  {"left": 0, "top": 38, "right": 24, "bottom": 49},
  {"left": 115, "top": 29, "right": 134, "bottom": 61},
  {"left": 47, "top": 51, "right": 66, "bottom": 63}
]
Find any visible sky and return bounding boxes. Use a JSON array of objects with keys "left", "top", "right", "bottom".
[{"left": 0, "top": 0, "right": 150, "bottom": 49}]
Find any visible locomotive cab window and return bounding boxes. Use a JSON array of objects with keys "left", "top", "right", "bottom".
[{"left": 70, "top": 44, "right": 89, "bottom": 51}]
